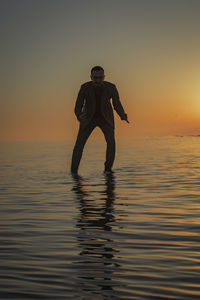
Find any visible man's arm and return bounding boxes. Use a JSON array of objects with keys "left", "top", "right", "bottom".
[
  {"left": 111, "top": 84, "right": 128, "bottom": 121},
  {"left": 74, "top": 84, "right": 85, "bottom": 121}
]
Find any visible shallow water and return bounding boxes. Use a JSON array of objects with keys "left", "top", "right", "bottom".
[{"left": 0, "top": 136, "right": 200, "bottom": 299}]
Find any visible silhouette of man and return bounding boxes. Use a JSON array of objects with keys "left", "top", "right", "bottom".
[{"left": 71, "top": 66, "right": 129, "bottom": 174}]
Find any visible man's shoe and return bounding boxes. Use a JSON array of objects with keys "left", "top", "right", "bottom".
[
  {"left": 103, "top": 168, "right": 113, "bottom": 174},
  {"left": 71, "top": 168, "right": 78, "bottom": 174}
]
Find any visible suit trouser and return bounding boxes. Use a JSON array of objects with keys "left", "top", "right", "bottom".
[{"left": 71, "top": 116, "right": 115, "bottom": 172}]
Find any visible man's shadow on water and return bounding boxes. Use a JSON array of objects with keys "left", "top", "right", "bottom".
[{"left": 71, "top": 172, "right": 123, "bottom": 296}]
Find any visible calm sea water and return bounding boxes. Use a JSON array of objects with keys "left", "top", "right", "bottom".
[{"left": 0, "top": 136, "right": 200, "bottom": 299}]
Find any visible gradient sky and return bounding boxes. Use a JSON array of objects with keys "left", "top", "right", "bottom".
[{"left": 1, "top": 0, "right": 200, "bottom": 141}]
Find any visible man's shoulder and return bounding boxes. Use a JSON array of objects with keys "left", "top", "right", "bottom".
[
  {"left": 81, "top": 80, "right": 115, "bottom": 88},
  {"left": 103, "top": 81, "right": 115, "bottom": 87}
]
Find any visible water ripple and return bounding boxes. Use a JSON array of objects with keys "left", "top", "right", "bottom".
[{"left": 0, "top": 138, "right": 200, "bottom": 299}]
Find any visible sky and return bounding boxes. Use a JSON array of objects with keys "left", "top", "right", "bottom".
[{"left": 0, "top": 0, "right": 200, "bottom": 141}]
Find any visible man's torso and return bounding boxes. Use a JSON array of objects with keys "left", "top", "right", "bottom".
[
  {"left": 80, "top": 80, "right": 115, "bottom": 127},
  {"left": 92, "top": 84, "right": 103, "bottom": 120}
]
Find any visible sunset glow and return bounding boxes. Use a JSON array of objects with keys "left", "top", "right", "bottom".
[{"left": 1, "top": 0, "right": 200, "bottom": 141}]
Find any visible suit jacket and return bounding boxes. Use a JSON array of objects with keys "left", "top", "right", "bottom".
[{"left": 74, "top": 80, "right": 126, "bottom": 128}]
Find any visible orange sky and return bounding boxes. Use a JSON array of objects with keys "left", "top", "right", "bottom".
[{"left": 1, "top": 0, "right": 200, "bottom": 141}]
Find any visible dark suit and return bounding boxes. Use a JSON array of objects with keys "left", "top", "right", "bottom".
[{"left": 71, "top": 80, "right": 127, "bottom": 173}]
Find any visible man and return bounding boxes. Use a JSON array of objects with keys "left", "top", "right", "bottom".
[{"left": 70, "top": 65, "right": 129, "bottom": 174}]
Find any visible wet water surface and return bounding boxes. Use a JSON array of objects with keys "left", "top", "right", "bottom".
[{"left": 0, "top": 136, "right": 200, "bottom": 299}]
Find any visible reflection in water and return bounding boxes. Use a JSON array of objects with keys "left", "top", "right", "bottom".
[
  {"left": 1, "top": 138, "right": 200, "bottom": 299},
  {"left": 71, "top": 172, "right": 123, "bottom": 297}
]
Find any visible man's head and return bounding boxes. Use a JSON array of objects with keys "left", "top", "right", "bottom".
[{"left": 90, "top": 66, "right": 105, "bottom": 86}]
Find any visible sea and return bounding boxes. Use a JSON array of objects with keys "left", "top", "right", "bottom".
[{"left": 0, "top": 136, "right": 200, "bottom": 299}]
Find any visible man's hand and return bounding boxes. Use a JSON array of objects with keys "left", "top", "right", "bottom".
[
  {"left": 78, "top": 111, "right": 87, "bottom": 122},
  {"left": 121, "top": 113, "right": 130, "bottom": 123}
]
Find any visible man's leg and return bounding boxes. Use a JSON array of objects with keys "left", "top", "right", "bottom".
[
  {"left": 71, "top": 120, "right": 96, "bottom": 173},
  {"left": 99, "top": 119, "right": 115, "bottom": 171}
]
